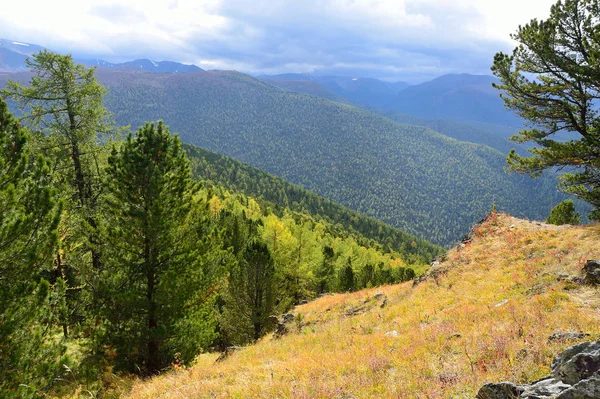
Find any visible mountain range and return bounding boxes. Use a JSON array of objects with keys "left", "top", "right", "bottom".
[
  {"left": 258, "top": 74, "right": 410, "bottom": 109},
  {"left": 0, "top": 38, "right": 202, "bottom": 74},
  {"left": 0, "top": 39, "right": 576, "bottom": 246}
]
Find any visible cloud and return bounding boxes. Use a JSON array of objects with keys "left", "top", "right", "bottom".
[{"left": 0, "top": 0, "right": 556, "bottom": 82}]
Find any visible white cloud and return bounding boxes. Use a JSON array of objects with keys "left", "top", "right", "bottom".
[{"left": 0, "top": 0, "right": 558, "bottom": 80}]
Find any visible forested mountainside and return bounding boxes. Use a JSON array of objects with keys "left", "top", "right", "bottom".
[
  {"left": 0, "top": 69, "right": 567, "bottom": 246},
  {"left": 376, "top": 111, "right": 520, "bottom": 154},
  {"left": 184, "top": 144, "right": 443, "bottom": 262},
  {"left": 258, "top": 73, "right": 526, "bottom": 155},
  {"left": 259, "top": 74, "right": 409, "bottom": 109},
  {"left": 386, "top": 74, "right": 524, "bottom": 126},
  {"left": 259, "top": 77, "right": 348, "bottom": 103},
  {"left": 85, "top": 69, "right": 565, "bottom": 246},
  {"left": 0, "top": 52, "right": 437, "bottom": 396}
]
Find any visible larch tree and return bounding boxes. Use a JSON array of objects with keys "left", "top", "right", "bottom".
[
  {"left": 492, "top": 0, "right": 600, "bottom": 218},
  {"left": 2, "top": 50, "right": 113, "bottom": 335}
]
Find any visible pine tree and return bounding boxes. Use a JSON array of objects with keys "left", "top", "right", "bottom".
[
  {"left": 339, "top": 259, "right": 355, "bottom": 292},
  {"left": 547, "top": 199, "right": 582, "bottom": 225},
  {"left": 0, "top": 98, "right": 63, "bottom": 397},
  {"left": 492, "top": 0, "right": 600, "bottom": 218},
  {"left": 221, "top": 233, "right": 276, "bottom": 344},
  {"left": 102, "top": 121, "right": 217, "bottom": 374}
]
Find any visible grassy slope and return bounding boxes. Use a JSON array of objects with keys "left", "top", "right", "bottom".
[{"left": 126, "top": 214, "right": 600, "bottom": 398}]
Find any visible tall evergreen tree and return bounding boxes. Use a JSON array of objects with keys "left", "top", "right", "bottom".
[
  {"left": 492, "top": 0, "right": 600, "bottom": 218},
  {"left": 0, "top": 98, "right": 63, "bottom": 397},
  {"left": 221, "top": 233, "right": 276, "bottom": 344},
  {"left": 102, "top": 121, "right": 217, "bottom": 374},
  {"left": 2, "top": 51, "right": 113, "bottom": 336}
]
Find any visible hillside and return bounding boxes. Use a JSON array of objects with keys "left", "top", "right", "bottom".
[
  {"left": 124, "top": 213, "right": 600, "bottom": 398},
  {"left": 185, "top": 144, "right": 443, "bottom": 262},
  {"left": 93, "top": 70, "right": 567, "bottom": 246},
  {"left": 0, "top": 70, "right": 568, "bottom": 246},
  {"left": 259, "top": 74, "right": 409, "bottom": 109},
  {"left": 387, "top": 74, "right": 523, "bottom": 126},
  {"left": 377, "top": 111, "right": 522, "bottom": 155}
]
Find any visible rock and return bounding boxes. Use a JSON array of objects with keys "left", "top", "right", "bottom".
[
  {"left": 215, "top": 346, "right": 241, "bottom": 362},
  {"left": 495, "top": 299, "right": 509, "bottom": 308},
  {"left": 281, "top": 313, "right": 295, "bottom": 323},
  {"left": 413, "top": 264, "right": 449, "bottom": 287},
  {"left": 521, "top": 377, "right": 570, "bottom": 398},
  {"left": 344, "top": 294, "right": 387, "bottom": 316},
  {"left": 272, "top": 313, "right": 295, "bottom": 339},
  {"left": 299, "top": 299, "right": 308, "bottom": 305},
  {"left": 273, "top": 321, "right": 288, "bottom": 339},
  {"left": 438, "top": 372, "right": 459, "bottom": 385},
  {"left": 476, "top": 382, "right": 524, "bottom": 399},
  {"left": 380, "top": 297, "right": 388, "bottom": 308},
  {"left": 582, "top": 260, "right": 600, "bottom": 285},
  {"left": 384, "top": 330, "right": 398, "bottom": 337},
  {"left": 556, "top": 377, "right": 600, "bottom": 399},
  {"left": 478, "top": 342, "right": 600, "bottom": 399},
  {"left": 551, "top": 341, "right": 600, "bottom": 385},
  {"left": 549, "top": 332, "right": 587, "bottom": 343}
]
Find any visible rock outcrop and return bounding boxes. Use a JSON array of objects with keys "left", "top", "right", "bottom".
[
  {"left": 477, "top": 341, "right": 600, "bottom": 398},
  {"left": 583, "top": 260, "right": 600, "bottom": 285}
]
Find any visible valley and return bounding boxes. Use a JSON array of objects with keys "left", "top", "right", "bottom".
[{"left": 2, "top": 1, "right": 600, "bottom": 396}]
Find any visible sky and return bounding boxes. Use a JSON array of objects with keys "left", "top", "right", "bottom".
[{"left": 0, "top": 0, "right": 557, "bottom": 83}]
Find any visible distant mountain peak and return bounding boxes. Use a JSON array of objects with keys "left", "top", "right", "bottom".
[{"left": 0, "top": 37, "right": 203, "bottom": 74}]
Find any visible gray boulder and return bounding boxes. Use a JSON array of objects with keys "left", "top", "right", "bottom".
[
  {"left": 551, "top": 341, "right": 600, "bottom": 385},
  {"left": 521, "top": 377, "right": 570, "bottom": 398},
  {"left": 477, "top": 342, "right": 600, "bottom": 399},
  {"left": 476, "top": 382, "right": 524, "bottom": 399},
  {"left": 556, "top": 377, "right": 600, "bottom": 399},
  {"left": 582, "top": 260, "right": 600, "bottom": 285},
  {"left": 548, "top": 332, "right": 587, "bottom": 343}
]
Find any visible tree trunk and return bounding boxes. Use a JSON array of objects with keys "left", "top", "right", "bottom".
[{"left": 145, "top": 239, "right": 159, "bottom": 375}]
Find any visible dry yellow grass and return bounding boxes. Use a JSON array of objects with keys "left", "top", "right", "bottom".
[{"left": 125, "top": 214, "right": 600, "bottom": 398}]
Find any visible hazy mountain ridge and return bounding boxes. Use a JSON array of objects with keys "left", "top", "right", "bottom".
[
  {"left": 0, "top": 38, "right": 46, "bottom": 71},
  {"left": 259, "top": 73, "right": 410, "bottom": 109},
  {"left": 80, "top": 58, "right": 203, "bottom": 74},
  {"left": 88, "top": 69, "right": 566, "bottom": 246},
  {"left": 386, "top": 73, "right": 524, "bottom": 126},
  {"left": 0, "top": 37, "right": 202, "bottom": 74}
]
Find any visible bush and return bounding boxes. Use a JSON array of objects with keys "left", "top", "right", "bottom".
[{"left": 546, "top": 200, "right": 581, "bottom": 226}]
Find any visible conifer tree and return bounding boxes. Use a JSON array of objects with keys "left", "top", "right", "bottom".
[
  {"left": 2, "top": 51, "right": 113, "bottom": 336},
  {"left": 547, "top": 199, "right": 582, "bottom": 225},
  {"left": 221, "top": 235, "right": 276, "bottom": 344},
  {"left": 102, "top": 121, "right": 216, "bottom": 374},
  {"left": 0, "top": 98, "right": 63, "bottom": 397},
  {"left": 492, "top": 0, "right": 600, "bottom": 218}
]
